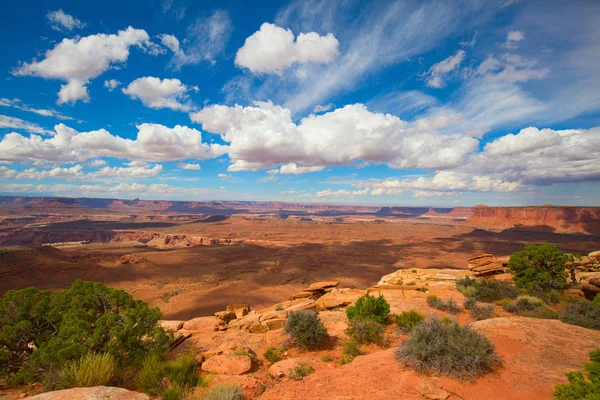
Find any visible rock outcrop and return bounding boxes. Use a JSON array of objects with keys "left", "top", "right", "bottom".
[
  {"left": 468, "top": 254, "right": 510, "bottom": 276},
  {"left": 28, "top": 386, "right": 149, "bottom": 400},
  {"left": 201, "top": 354, "right": 252, "bottom": 375}
]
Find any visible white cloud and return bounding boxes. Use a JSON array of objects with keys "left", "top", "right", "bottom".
[
  {"left": 279, "top": 163, "right": 324, "bottom": 174},
  {"left": 0, "top": 114, "right": 52, "bottom": 135},
  {"left": 425, "top": 50, "right": 466, "bottom": 88},
  {"left": 315, "top": 188, "right": 351, "bottom": 198},
  {"left": 88, "top": 159, "right": 107, "bottom": 167},
  {"left": 160, "top": 11, "right": 232, "bottom": 69},
  {"left": 13, "top": 27, "right": 157, "bottom": 104},
  {"left": 501, "top": 30, "right": 525, "bottom": 49},
  {"left": 235, "top": 23, "right": 339, "bottom": 74},
  {"left": 218, "top": 173, "right": 232, "bottom": 181},
  {"left": 191, "top": 102, "right": 477, "bottom": 173},
  {"left": 122, "top": 77, "right": 197, "bottom": 111},
  {"left": 1, "top": 163, "right": 163, "bottom": 181},
  {"left": 104, "top": 79, "right": 121, "bottom": 91},
  {"left": 312, "top": 103, "right": 333, "bottom": 113},
  {"left": 0, "top": 123, "right": 226, "bottom": 164},
  {"left": 0, "top": 98, "right": 73, "bottom": 120},
  {"left": 47, "top": 9, "right": 85, "bottom": 31},
  {"left": 182, "top": 163, "right": 201, "bottom": 170}
]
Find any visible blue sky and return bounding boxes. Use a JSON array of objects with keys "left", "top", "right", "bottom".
[{"left": 1, "top": 0, "right": 599, "bottom": 206}]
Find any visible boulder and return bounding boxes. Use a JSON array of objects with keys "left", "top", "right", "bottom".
[
  {"left": 261, "top": 318, "right": 287, "bottom": 331},
  {"left": 468, "top": 254, "right": 510, "bottom": 276},
  {"left": 201, "top": 355, "right": 252, "bottom": 375},
  {"left": 249, "top": 321, "right": 269, "bottom": 333},
  {"left": 316, "top": 289, "right": 365, "bottom": 311},
  {"left": 268, "top": 358, "right": 315, "bottom": 379},
  {"left": 28, "top": 386, "right": 149, "bottom": 399},
  {"left": 259, "top": 309, "right": 288, "bottom": 322},
  {"left": 582, "top": 278, "right": 600, "bottom": 300},
  {"left": 215, "top": 310, "right": 237, "bottom": 322},
  {"left": 158, "top": 320, "right": 184, "bottom": 332},
  {"left": 183, "top": 316, "right": 217, "bottom": 332},
  {"left": 285, "top": 298, "right": 318, "bottom": 312},
  {"left": 289, "top": 291, "right": 315, "bottom": 300},
  {"left": 589, "top": 250, "right": 600, "bottom": 261},
  {"left": 305, "top": 281, "right": 339, "bottom": 292},
  {"left": 415, "top": 378, "right": 450, "bottom": 400},
  {"left": 227, "top": 304, "right": 250, "bottom": 318}
]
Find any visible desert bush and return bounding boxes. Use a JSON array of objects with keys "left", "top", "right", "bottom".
[
  {"left": 346, "top": 293, "right": 390, "bottom": 324},
  {"left": 554, "top": 349, "right": 600, "bottom": 400},
  {"left": 58, "top": 352, "right": 117, "bottom": 389},
  {"left": 457, "top": 277, "right": 519, "bottom": 302},
  {"left": 136, "top": 354, "right": 199, "bottom": 398},
  {"left": 161, "top": 386, "right": 182, "bottom": 400},
  {"left": 0, "top": 280, "right": 172, "bottom": 383},
  {"left": 520, "top": 306, "right": 559, "bottom": 319},
  {"left": 204, "top": 384, "right": 244, "bottom": 400},
  {"left": 515, "top": 295, "right": 545, "bottom": 311},
  {"left": 339, "top": 355, "right": 353, "bottom": 365},
  {"left": 530, "top": 288, "right": 561, "bottom": 305},
  {"left": 320, "top": 355, "right": 332, "bottom": 362},
  {"left": 463, "top": 297, "right": 477, "bottom": 310},
  {"left": 342, "top": 340, "right": 364, "bottom": 358},
  {"left": 396, "top": 317, "right": 502, "bottom": 381},
  {"left": 263, "top": 346, "right": 282, "bottom": 363},
  {"left": 346, "top": 318, "right": 385, "bottom": 344},
  {"left": 284, "top": 310, "right": 327, "bottom": 350},
  {"left": 288, "top": 361, "right": 314, "bottom": 380},
  {"left": 594, "top": 294, "right": 600, "bottom": 307},
  {"left": 507, "top": 244, "right": 568, "bottom": 291},
  {"left": 426, "top": 296, "right": 461, "bottom": 314},
  {"left": 559, "top": 301, "right": 600, "bottom": 330},
  {"left": 464, "top": 298, "right": 494, "bottom": 320},
  {"left": 394, "top": 311, "right": 425, "bottom": 333}
]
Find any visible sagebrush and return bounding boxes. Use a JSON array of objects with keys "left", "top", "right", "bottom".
[
  {"left": 346, "top": 317, "right": 385, "bottom": 344},
  {"left": 456, "top": 277, "right": 519, "bottom": 302},
  {"left": 284, "top": 310, "right": 327, "bottom": 350}
]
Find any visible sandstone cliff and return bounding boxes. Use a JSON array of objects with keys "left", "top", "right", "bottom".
[{"left": 467, "top": 205, "right": 600, "bottom": 234}]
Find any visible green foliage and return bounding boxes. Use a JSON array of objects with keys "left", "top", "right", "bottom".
[
  {"left": 339, "top": 354, "right": 353, "bottom": 365},
  {"left": 515, "top": 295, "right": 545, "bottom": 311},
  {"left": 463, "top": 299, "right": 494, "bottom": 321},
  {"left": 396, "top": 317, "right": 502, "bottom": 381},
  {"left": 394, "top": 311, "right": 425, "bottom": 333},
  {"left": 58, "top": 352, "right": 117, "bottom": 389},
  {"left": 559, "top": 301, "right": 600, "bottom": 330},
  {"left": 263, "top": 346, "right": 282, "bottom": 363},
  {"left": 161, "top": 386, "right": 182, "bottom": 400},
  {"left": 520, "top": 306, "right": 559, "bottom": 319},
  {"left": 320, "top": 355, "right": 332, "bottom": 362},
  {"left": 554, "top": 349, "right": 600, "bottom": 400},
  {"left": 284, "top": 310, "right": 327, "bottom": 350},
  {"left": 507, "top": 244, "right": 569, "bottom": 291},
  {"left": 456, "top": 277, "right": 519, "bottom": 302},
  {"left": 594, "top": 295, "right": 600, "bottom": 307},
  {"left": 426, "top": 296, "right": 461, "bottom": 314},
  {"left": 288, "top": 361, "right": 314, "bottom": 380},
  {"left": 0, "top": 280, "right": 171, "bottom": 383},
  {"left": 342, "top": 339, "right": 364, "bottom": 358},
  {"left": 345, "top": 293, "right": 390, "bottom": 324},
  {"left": 204, "top": 384, "right": 245, "bottom": 400},
  {"left": 136, "top": 354, "right": 199, "bottom": 398},
  {"left": 346, "top": 318, "right": 385, "bottom": 345}
]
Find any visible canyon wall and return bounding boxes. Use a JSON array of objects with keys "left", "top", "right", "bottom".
[{"left": 467, "top": 205, "right": 600, "bottom": 234}]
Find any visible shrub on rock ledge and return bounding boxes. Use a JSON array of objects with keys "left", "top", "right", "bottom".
[
  {"left": 346, "top": 293, "right": 390, "bottom": 324},
  {"left": 394, "top": 311, "right": 425, "bottom": 333},
  {"left": 346, "top": 318, "right": 385, "bottom": 345},
  {"left": 396, "top": 317, "right": 502, "bottom": 381},
  {"left": 457, "top": 277, "right": 519, "bottom": 302},
  {"left": 284, "top": 310, "right": 327, "bottom": 350},
  {"left": 507, "top": 243, "right": 568, "bottom": 291}
]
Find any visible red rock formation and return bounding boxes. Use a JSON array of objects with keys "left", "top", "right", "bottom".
[
  {"left": 467, "top": 205, "right": 600, "bottom": 234},
  {"left": 449, "top": 207, "right": 475, "bottom": 217}
]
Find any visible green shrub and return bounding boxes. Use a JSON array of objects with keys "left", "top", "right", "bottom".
[
  {"left": 507, "top": 244, "right": 568, "bottom": 291},
  {"left": 463, "top": 297, "right": 477, "bottom": 310},
  {"left": 263, "top": 346, "right": 282, "bottom": 363},
  {"left": 342, "top": 340, "right": 364, "bottom": 358},
  {"left": 58, "top": 352, "right": 117, "bottom": 389},
  {"left": 346, "top": 293, "right": 390, "bottom": 324},
  {"left": 426, "top": 296, "right": 461, "bottom": 314},
  {"left": 204, "top": 384, "right": 244, "bottom": 400},
  {"left": 339, "top": 354, "right": 353, "bottom": 365},
  {"left": 288, "top": 361, "right": 314, "bottom": 380},
  {"left": 472, "top": 304, "right": 495, "bottom": 321},
  {"left": 554, "top": 349, "right": 600, "bottom": 400},
  {"left": 394, "top": 311, "right": 425, "bottom": 333},
  {"left": 515, "top": 295, "right": 545, "bottom": 311},
  {"left": 396, "top": 317, "right": 502, "bottom": 381},
  {"left": 284, "top": 310, "right": 327, "bottom": 350},
  {"left": 346, "top": 318, "right": 385, "bottom": 344},
  {"left": 136, "top": 354, "right": 199, "bottom": 398},
  {"left": 0, "top": 280, "right": 172, "bottom": 383},
  {"left": 594, "top": 294, "right": 600, "bottom": 307},
  {"left": 456, "top": 277, "right": 519, "bottom": 302},
  {"left": 521, "top": 306, "right": 559, "bottom": 319},
  {"left": 559, "top": 301, "right": 600, "bottom": 330},
  {"left": 161, "top": 386, "right": 182, "bottom": 400},
  {"left": 320, "top": 355, "right": 332, "bottom": 362}
]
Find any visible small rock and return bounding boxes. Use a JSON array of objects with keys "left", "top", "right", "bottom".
[
  {"left": 201, "top": 355, "right": 252, "bottom": 375},
  {"left": 259, "top": 309, "right": 288, "bottom": 322},
  {"left": 215, "top": 310, "right": 237, "bottom": 322},
  {"left": 262, "top": 318, "right": 286, "bottom": 331},
  {"left": 158, "top": 320, "right": 184, "bottom": 332},
  {"left": 183, "top": 316, "right": 217, "bottom": 332},
  {"left": 415, "top": 378, "right": 450, "bottom": 400},
  {"left": 269, "top": 358, "right": 314, "bottom": 379}
]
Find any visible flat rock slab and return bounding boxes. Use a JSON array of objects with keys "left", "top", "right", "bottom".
[
  {"left": 28, "top": 386, "right": 149, "bottom": 400},
  {"left": 305, "top": 281, "right": 339, "bottom": 291},
  {"left": 201, "top": 354, "right": 252, "bottom": 375}
]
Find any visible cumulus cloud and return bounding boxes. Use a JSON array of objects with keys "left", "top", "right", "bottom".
[
  {"left": 279, "top": 163, "right": 324, "bottom": 174},
  {"left": 0, "top": 114, "right": 52, "bottom": 135},
  {"left": 122, "top": 77, "right": 197, "bottom": 111},
  {"left": 0, "top": 98, "right": 73, "bottom": 120},
  {"left": 104, "top": 79, "right": 121, "bottom": 91},
  {"left": 218, "top": 173, "right": 232, "bottom": 181},
  {"left": 191, "top": 102, "right": 478, "bottom": 173},
  {"left": 501, "top": 30, "right": 525, "bottom": 49},
  {"left": 235, "top": 23, "right": 339, "bottom": 74},
  {"left": 160, "top": 11, "right": 232, "bottom": 69},
  {"left": 13, "top": 27, "right": 157, "bottom": 104},
  {"left": 425, "top": 50, "right": 466, "bottom": 88},
  {"left": 182, "top": 163, "right": 201, "bottom": 170},
  {"left": 0, "top": 123, "right": 226, "bottom": 164},
  {"left": 312, "top": 103, "right": 333, "bottom": 113},
  {"left": 47, "top": 9, "right": 85, "bottom": 31}
]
